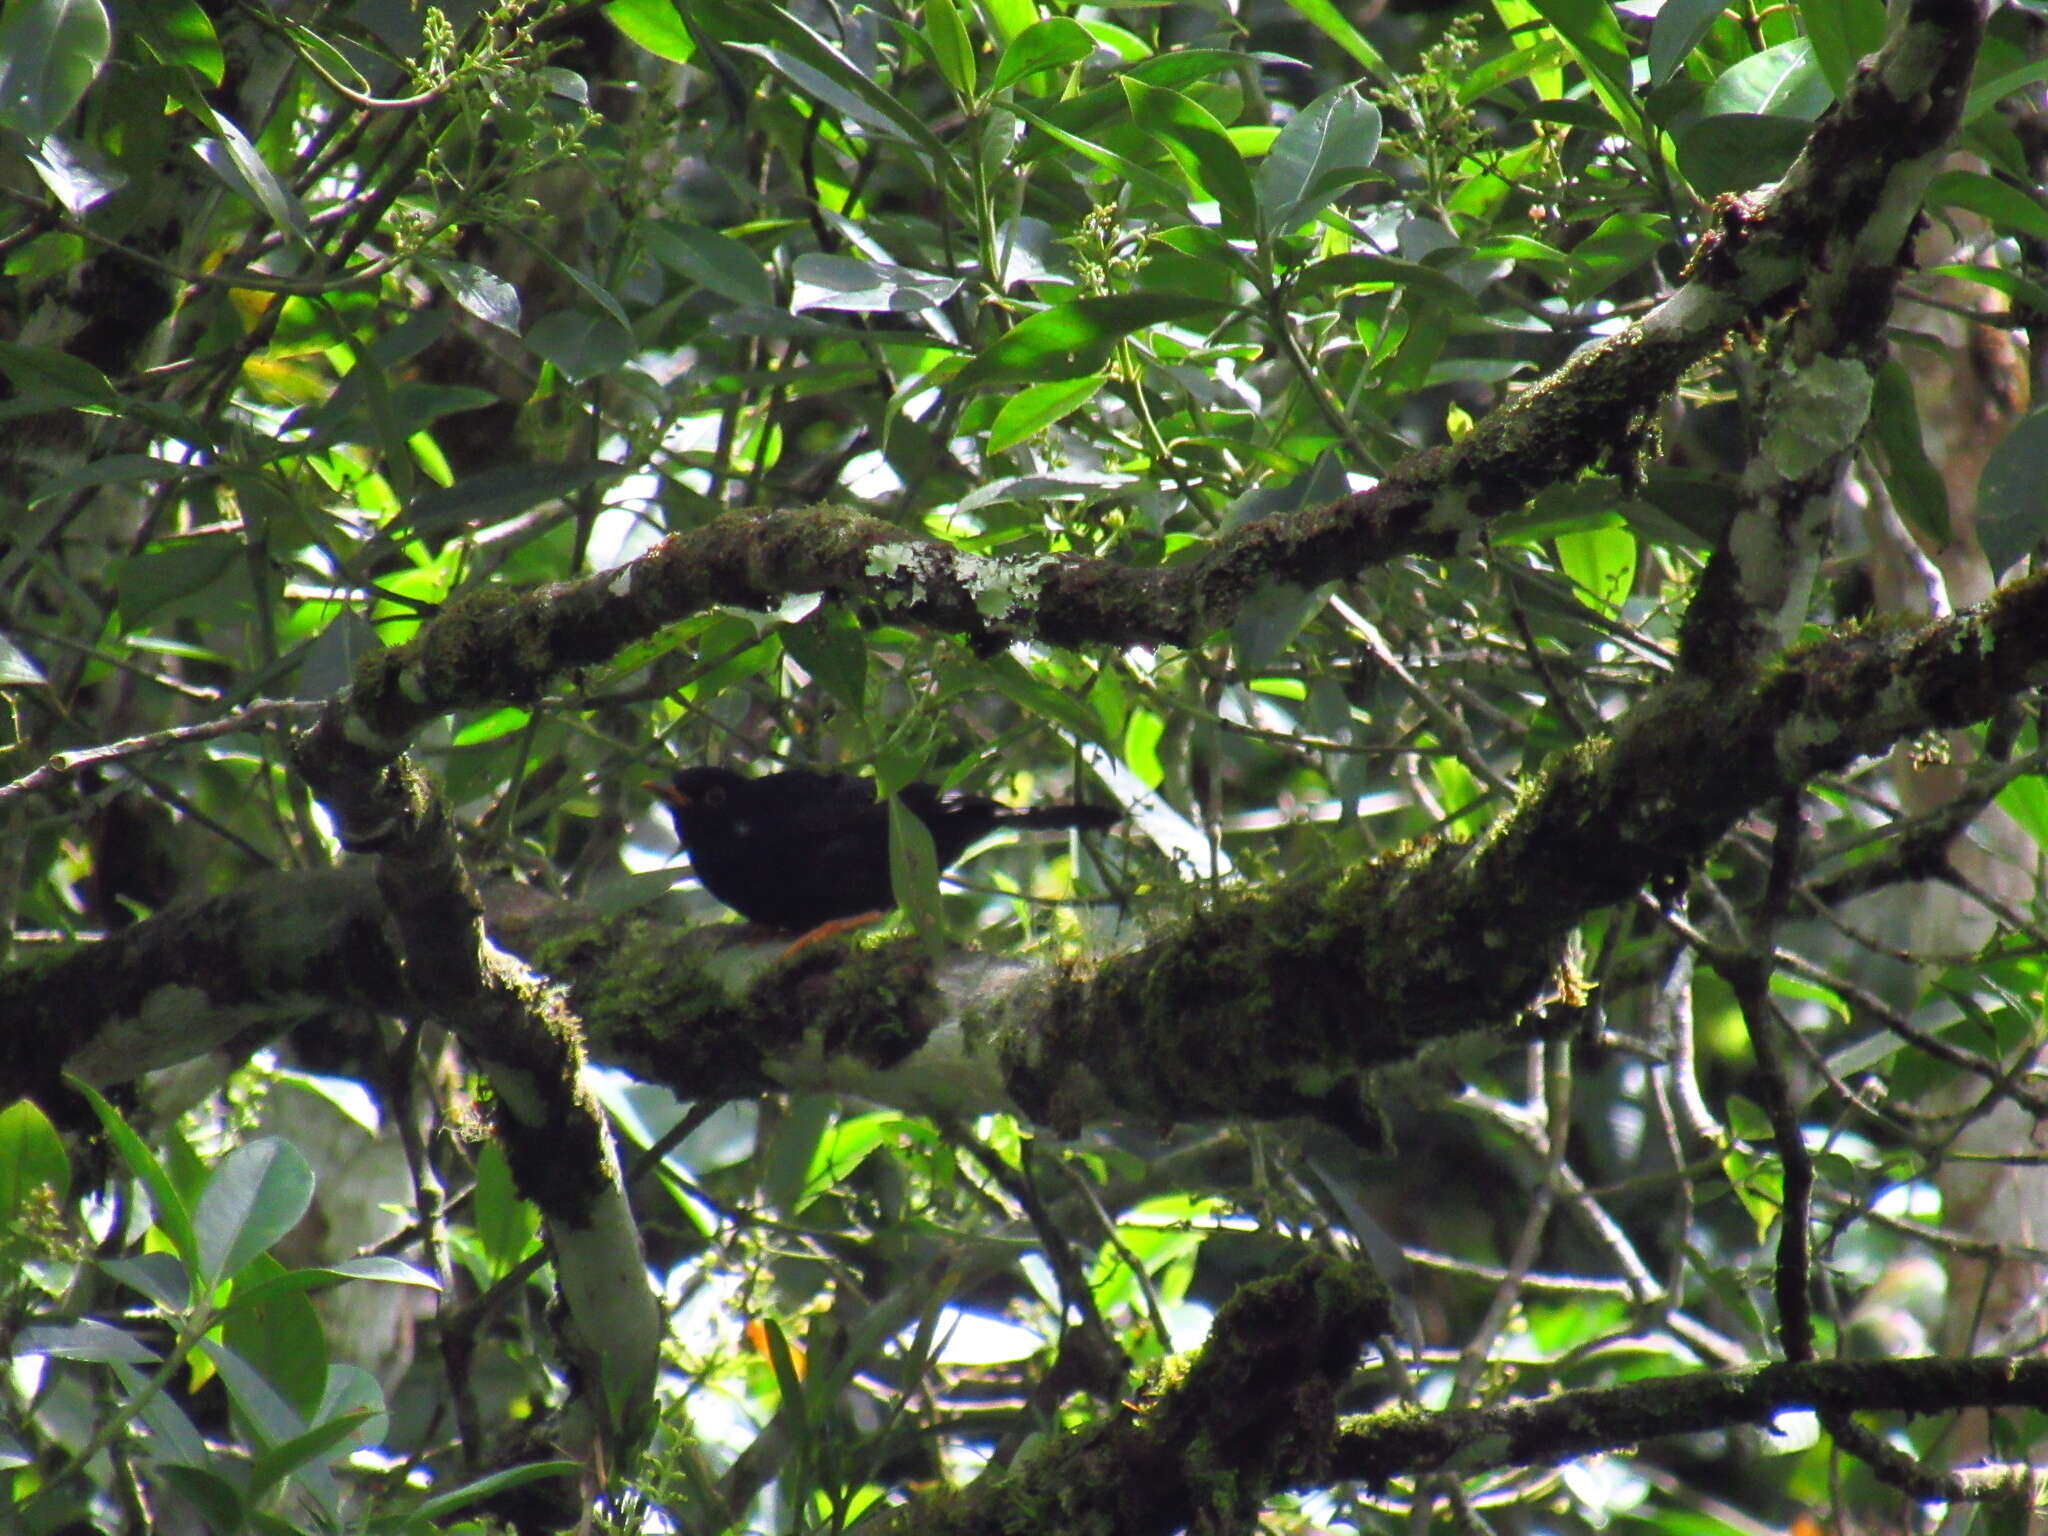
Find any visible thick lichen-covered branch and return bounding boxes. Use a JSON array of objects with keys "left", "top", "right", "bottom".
[
  {"left": 1329, "top": 1355, "right": 2048, "bottom": 1487},
  {"left": 287, "top": 736, "right": 662, "bottom": 1447},
  {"left": 20, "top": 575, "right": 2048, "bottom": 1143}
]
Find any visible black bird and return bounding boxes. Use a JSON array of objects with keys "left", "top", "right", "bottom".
[{"left": 649, "top": 765, "right": 1119, "bottom": 932}]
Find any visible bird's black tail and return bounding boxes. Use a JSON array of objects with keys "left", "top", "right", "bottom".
[{"left": 993, "top": 803, "right": 1120, "bottom": 833}]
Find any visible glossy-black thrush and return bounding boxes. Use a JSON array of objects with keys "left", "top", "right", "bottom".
[{"left": 650, "top": 765, "right": 1119, "bottom": 931}]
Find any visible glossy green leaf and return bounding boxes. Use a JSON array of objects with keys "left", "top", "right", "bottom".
[
  {"left": 0, "top": 634, "right": 45, "bottom": 687},
  {"left": 1276, "top": 0, "right": 1390, "bottom": 83},
  {"left": 782, "top": 610, "right": 868, "bottom": 714},
  {"left": 1997, "top": 774, "right": 2048, "bottom": 852},
  {"left": 0, "top": 340, "right": 118, "bottom": 408},
  {"left": 959, "top": 293, "right": 1224, "bottom": 385},
  {"left": 1977, "top": 409, "right": 2048, "bottom": 575},
  {"left": 527, "top": 310, "right": 634, "bottom": 383},
  {"left": 0, "top": 1099, "right": 69, "bottom": 1222},
  {"left": 13, "top": 1320, "right": 161, "bottom": 1363},
  {"left": 1293, "top": 253, "right": 1476, "bottom": 310},
  {"left": 193, "top": 113, "right": 313, "bottom": 247},
  {"left": 644, "top": 219, "right": 775, "bottom": 306},
  {"left": 1122, "top": 77, "right": 1258, "bottom": 237},
  {"left": 888, "top": 796, "right": 947, "bottom": 957},
  {"left": 134, "top": 0, "right": 224, "bottom": 86},
  {"left": 1793, "top": 0, "right": 1885, "bottom": 99},
  {"left": 400, "top": 1460, "right": 582, "bottom": 1521},
  {"left": 0, "top": 0, "right": 110, "bottom": 140},
  {"left": 224, "top": 1254, "right": 328, "bottom": 1419},
  {"left": 196, "top": 1139, "right": 315, "bottom": 1287},
  {"left": 988, "top": 374, "right": 1107, "bottom": 454},
  {"left": 473, "top": 1139, "right": 540, "bottom": 1277},
  {"left": 1649, "top": 0, "right": 1728, "bottom": 86},
  {"left": 1865, "top": 360, "right": 1951, "bottom": 545},
  {"left": 991, "top": 17, "right": 1093, "bottom": 92},
  {"left": 1256, "top": 85, "right": 1381, "bottom": 234},
  {"left": 423, "top": 258, "right": 523, "bottom": 334},
  {"left": 604, "top": 0, "right": 696, "bottom": 64},
  {"left": 924, "top": 0, "right": 976, "bottom": 99},
  {"left": 1525, "top": 0, "right": 1638, "bottom": 134},
  {"left": 1554, "top": 524, "right": 1637, "bottom": 616},
  {"left": 1701, "top": 40, "right": 1831, "bottom": 119},
  {"left": 1926, "top": 169, "right": 2048, "bottom": 243},
  {"left": 1674, "top": 112, "right": 1812, "bottom": 195},
  {"left": 790, "top": 254, "right": 963, "bottom": 314},
  {"left": 70, "top": 1079, "right": 198, "bottom": 1276}
]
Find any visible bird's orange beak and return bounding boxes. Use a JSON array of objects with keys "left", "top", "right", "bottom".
[{"left": 645, "top": 779, "right": 688, "bottom": 809}]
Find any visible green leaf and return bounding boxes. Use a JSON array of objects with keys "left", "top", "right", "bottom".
[
  {"left": 193, "top": 112, "right": 313, "bottom": 247},
  {"left": 1275, "top": 0, "right": 1390, "bottom": 83},
  {"left": 1674, "top": 113, "right": 1812, "bottom": 196},
  {"left": 423, "top": 258, "right": 523, "bottom": 334},
  {"left": 960, "top": 293, "right": 1224, "bottom": 385},
  {"left": 221, "top": 1256, "right": 440, "bottom": 1315},
  {"left": 1525, "top": 0, "right": 1639, "bottom": 135},
  {"left": 698, "top": 0, "right": 949, "bottom": 160},
  {"left": 781, "top": 610, "right": 868, "bottom": 714},
  {"left": 153, "top": 1465, "right": 245, "bottom": 1532},
  {"left": 790, "top": 254, "right": 963, "bottom": 315},
  {"left": 604, "top": 0, "right": 696, "bottom": 64},
  {"left": 802, "top": 1110, "right": 904, "bottom": 1209},
  {"left": 26, "top": 130, "right": 125, "bottom": 215},
  {"left": 1793, "top": 0, "right": 1885, "bottom": 100},
  {"left": 1977, "top": 408, "right": 2048, "bottom": 575},
  {"left": 133, "top": 0, "right": 224, "bottom": 86},
  {"left": 224, "top": 1254, "right": 328, "bottom": 1419},
  {"left": 1996, "top": 774, "right": 2048, "bottom": 852},
  {"left": 1649, "top": 0, "right": 1729, "bottom": 87},
  {"left": 1565, "top": 212, "right": 1671, "bottom": 301},
  {"left": 69, "top": 1079, "right": 199, "bottom": 1277},
  {"left": 13, "top": 1319, "right": 161, "bottom": 1363},
  {"left": 644, "top": 218, "right": 775, "bottom": 306},
  {"left": 1011, "top": 103, "right": 1191, "bottom": 212},
  {"left": 985, "top": 651, "right": 1114, "bottom": 749},
  {"left": 403, "top": 459, "right": 618, "bottom": 541},
  {"left": 1292, "top": 253, "right": 1476, "bottom": 310},
  {"left": 247, "top": 1410, "right": 376, "bottom": 1499},
  {"left": 1926, "top": 169, "right": 2048, "bottom": 243},
  {"left": 992, "top": 17, "right": 1094, "bottom": 93},
  {"left": 924, "top": 0, "right": 976, "bottom": 99},
  {"left": 473, "top": 1139, "right": 540, "bottom": 1277},
  {"left": 0, "top": 0, "right": 110, "bottom": 141},
  {"left": 0, "top": 339, "right": 119, "bottom": 408},
  {"left": 1122, "top": 77, "right": 1259, "bottom": 238},
  {"left": 527, "top": 309, "right": 634, "bottom": 383},
  {"left": 196, "top": 1138, "right": 316, "bottom": 1287},
  {"left": 1554, "top": 524, "right": 1637, "bottom": 616},
  {"left": 1864, "top": 360, "right": 1951, "bottom": 544},
  {"left": 889, "top": 796, "right": 947, "bottom": 958},
  {"left": 0, "top": 1099, "right": 70, "bottom": 1222},
  {"left": 1966, "top": 57, "right": 2048, "bottom": 125},
  {"left": 1701, "top": 39, "right": 1831, "bottom": 119},
  {"left": 0, "top": 634, "right": 44, "bottom": 687},
  {"left": 1255, "top": 85, "right": 1381, "bottom": 234},
  {"left": 396, "top": 1460, "right": 581, "bottom": 1522},
  {"left": 988, "top": 375, "right": 1107, "bottom": 455}
]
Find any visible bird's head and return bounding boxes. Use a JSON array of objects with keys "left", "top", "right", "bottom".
[{"left": 646, "top": 765, "right": 748, "bottom": 845}]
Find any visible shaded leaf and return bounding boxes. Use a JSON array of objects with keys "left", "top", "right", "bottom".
[{"left": 195, "top": 1138, "right": 315, "bottom": 1286}]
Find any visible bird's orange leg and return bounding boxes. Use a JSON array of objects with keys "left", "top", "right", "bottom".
[{"left": 779, "top": 911, "right": 885, "bottom": 958}]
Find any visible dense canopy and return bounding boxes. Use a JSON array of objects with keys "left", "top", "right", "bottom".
[{"left": 3, "top": 0, "right": 2048, "bottom": 1532}]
